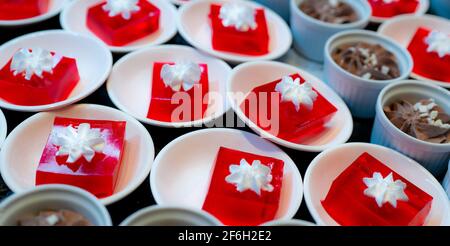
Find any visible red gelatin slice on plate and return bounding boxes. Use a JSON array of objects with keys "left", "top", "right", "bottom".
[
  {"left": 36, "top": 117, "right": 127, "bottom": 198},
  {"left": 203, "top": 147, "right": 284, "bottom": 226},
  {"left": 321, "top": 152, "right": 433, "bottom": 226},
  {"left": 0, "top": 48, "right": 80, "bottom": 106},
  {"left": 209, "top": 3, "right": 269, "bottom": 56},
  {"left": 0, "top": 0, "right": 49, "bottom": 20},
  {"left": 87, "top": 0, "right": 160, "bottom": 46},
  {"left": 147, "top": 62, "right": 209, "bottom": 122},
  {"left": 241, "top": 73, "right": 337, "bottom": 143},
  {"left": 368, "top": 0, "right": 419, "bottom": 18},
  {"left": 407, "top": 27, "right": 450, "bottom": 83}
]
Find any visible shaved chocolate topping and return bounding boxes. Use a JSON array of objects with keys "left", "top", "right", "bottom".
[
  {"left": 332, "top": 42, "right": 401, "bottom": 80},
  {"left": 384, "top": 99, "right": 450, "bottom": 144},
  {"left": 299, "top": 0, "right": 358, "bottom": 24}
]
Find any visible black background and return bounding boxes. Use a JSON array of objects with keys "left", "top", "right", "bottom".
[{"left": 0, "top": 7, "right": 445, "bottom": 226}]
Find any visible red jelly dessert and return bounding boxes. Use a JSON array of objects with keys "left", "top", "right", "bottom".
[
  {"left": 322, "top": 152, "right": 433, "bottom": 226},
  {"left": 87, "top": 0, "right": 160, "bottom": 46},
  {"left": 209, "top": 3, "right": 269, "bottom": 56},
  {"left": 407, "top": 27, "right": 450, "bottom": 83},
  {"left": 241, "top": 74, "right": 337, "bottom": 143},
  {"left": 147, "top": 61, "right": 209, "bottom": 122},
  {"left": 36, "top": 117, "right": 127, "bottom": 198},
  {"left": 0, "top": 48, "right": 80, "bottom": 106},
  {"left": 203, "top": 147, "right": 284, "bottom": 226},
  {"left": 368, "top": 0, "right": 419, "bottom": 18},
  {"left": 0, "top": 0, "right": 49, "bottom": 20}
]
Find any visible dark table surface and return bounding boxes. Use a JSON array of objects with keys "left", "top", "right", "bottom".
[{"left": 0, "top": 12, "right": 442, "bottom": 226}]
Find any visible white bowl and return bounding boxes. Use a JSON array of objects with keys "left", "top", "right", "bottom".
[
  {"left": 0, "top": 109, "right": 6, "bottom": 149},
  {"left": 107, "top": 44, "right": 231, "bottom": 128},
  {"left": 60, "top": 0, "right": 178, "bottom": 53},
  {"left": 378, "top": 14, "right": 450, "bottom": 88},
  {"left": 177, "top": 0, "right": 292, "bottom": 64},
  {"left": 290, "top": 0, "right": 371, "bottom": 62},
  {"left": 0, "top": 0, "right": 70, "bottom": 27},
  {"left": 227, "top": 61, "right": 353, "bottom": 152},
  {"left": 120, "top": 205, "right": 222, "bottom": 226},
  {"left": 0, "top": 104, "right": 154, "bottom": 205},
  {"left": 370, "top": 0, "right": 429, "bottom": 24},
  {"left": 0, "top": 30, "right": 113, "bottom": 112},
  {"left": 324, "top": 30, "right": 413, "bottom": 118},
  {"left": 304, "top": 142, "right": 450, "bottom": 226},
  {"left": 150, "top": 128, "right": 303, "bottom": 223},
  {"left": 0, "top": 184, "right": 112, "bottom": 226},
  {"left": 371, "top": 80, "right": 450, "bottom": 177},
  {"left": 261, "top": 219, "right": 315, "bottom": 226}
]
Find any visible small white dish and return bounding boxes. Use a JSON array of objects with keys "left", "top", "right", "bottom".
[
  {"left": 0, "top": 109, "right": 6, "bottom": 149},
  {"left": 370, "top": 0, "right": 429, "bottom": 24},
  {"left": 107, "top": 44, "right": 231, "bottom": 128},
  {"left": 0, "top": 0, "right": 70, "bottom": 27},
  {"left": 0, "top": 104, "right": 155, "bottom": 205},
  {"left": 0, "top": 184, "right": 112, "bottom": 226},
  {"left": 0, "top": 30, "right": 113, "bottom": 112},
  {"left": 371, "top": 80, "right": 450, "bottom": 177},
  {"left": 227, "top": 61, "right": 353, "bottom": 152},
  {"left": 177, "top": 0, "right": 292, "bottom": 64},
  {"left": 120, "top": 205, "right": 222, "bottom": 226},
  {"left": 304, "top": 142, "right": 450, "bottom": 226},
  {"left": 150, "top": 128, "right": 303, "bottom": 222},
  {"left": 261, "top": 219, "right": 315, "bottom": 226},
  {"left": 378, "top": 14, "right": 450, "bottom": 88},
  {"left": 60, "top": 0, "right": 178, "bottom": 53}
]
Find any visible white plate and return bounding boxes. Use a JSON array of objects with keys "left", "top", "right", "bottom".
[
  {"left": 227, "top": 61, "right": 353, "bottom": 152},
  {"left": 0, "top": 104, "right": 155, "bottom": 205},
  {"left": 60, "top": 0, "right": 178, "bottom": 53},
  {"left": 177, "top": 0, "right": 292, "bottom": 64},
  {"left": 304, "top": 143, "right": 450, "bottom": 226},
  {"left": 0, "top": 109, "right": 6, "bottom": 149},
  {"left": 107, "top": 44, "right": 231, "bottom": 128},
  {"left": 0, "top": 30, "right": 113, "bottom": 112},
  {"left": 378, "top": 14, "right": 450, "bottom": 88},
  {"left": 370, "top": 0, "right": 429, "bottom": 24},
  {"left": 0, "top": 0, "right": 70, "bottom": 27},
  {"left": 150, "top": 128, "right": 303, "bottom": 223}
]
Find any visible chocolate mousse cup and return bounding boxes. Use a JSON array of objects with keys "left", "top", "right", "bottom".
[
  {"left": 0, "top": 185, "right": 111, "bottom": 226},
  {"left": 324, "top": 30, "right": 413, "bottom": 118},
  {"left": 371, "top": 80, "right": 450, "bottom": 177},
  {"left": 290, "top": 0, "right": 371, "bottom": 62}
]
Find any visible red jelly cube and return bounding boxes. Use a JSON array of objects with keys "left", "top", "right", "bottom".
[
  {"left": 0, "top": 0, "right": 49, "bottom": 20},
  {"left": 36, "top": 117, "right": 127, "bottom": 198},
  {"left": 0, "top": 49, "right": 80, "bottom": 106},
  {"left": 203, "top": 147, "right": 284, "bottom": 226},
  {"left": 407, "top": 27, "right": 450, "bottom": 83},
  {"left": 368, "top": 0, "right": 419, "bottom": 18},
  {"left": 241, "top": 74, "right": 337, "bottom": 143},
  {"left": 209, "top": 3, "right": 269, "bottom": 56},
  {"left": 322, "top": 152, "right": 433, "bottom": 226},
  {"left": 147, "top": 62, "right": 209, "bottom": 122},
  {"left": 87, "top": 0, "right": 160, "bottom": 46}
]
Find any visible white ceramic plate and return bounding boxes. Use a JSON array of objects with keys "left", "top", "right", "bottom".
[
  {"left": 227, "top": 61, "right": 353, "bottom": 152},
  {"left": 0, "top": 104, "right": 155, "bottom": 205},
  {"left": 370, "top": 0, "right": 429, "bottom": 23},
  {"left": 177, "top": 0, "right": 292, "bottom": 64},
  {"left": 0, "top": 30, "right": 112, "bottom": 112},
  {"left": 378, "top": 14, "right": 450, "bottom": 88},
  {"left": 0, "top": 0, "right": 70, "bottom": 27},
  {"left": 304, "top": 143, "right": 450, "bottom": 226},
  {"left": 107, "top": 44, "right": 231, "bottom": 128},
  {"left": 150, "top": 128, "right": 303, "bottom": 223},
  {"left": 0, "top": 109, "right": 6, "bottom": 149},
  {"left": 60, "top": 0, "right": 178, "bottom": 53}
]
